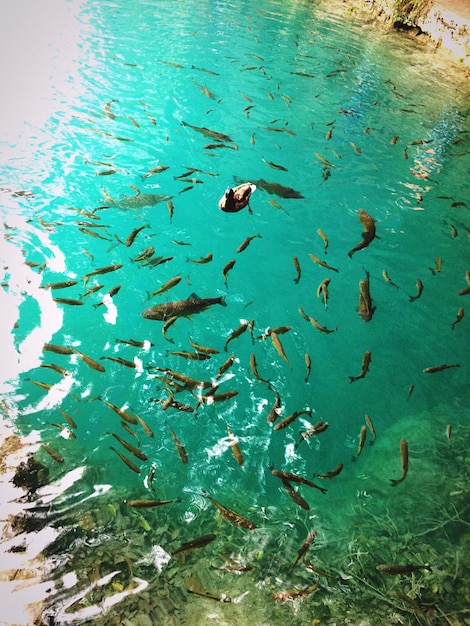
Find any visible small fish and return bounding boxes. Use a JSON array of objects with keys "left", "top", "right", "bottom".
[
  {"left": 109, "top": 446, "right": 141, "bottom": 474},
  {"left": 236, "top": 234, "right": 261, "bottom": 253},
  {"left": 304, "top": 353, "right": 312, "bottom": 383},
  {"left": 59, "top": 408, "right": 77, "bottom": 429},
  {"left": 101, "top": 356, "right": 137, "bottom": 369},
  {"left": 273, "top": 409, "right": 313, "bottom": 431},
  {"left": 446, "top": 424, "right": 452, "bottom": 440},
  {"left": 162, "top": 315, "right": 178, "bottom": 341},
  {"left": 266, "top": 385, "right": 282, "bottom": 424},
  {"left": 109, "top": 432, "right": 148, "bottom": 461},
  {"left": 314, "top": 463, "right": 343, "bottom": 479},
  {"left": 143, "top": 165, "right": 169, "bottom": 178},
  {"left": 215, "top": 354, "right": 235, "bottom": 379},
  {"left": 308, "top": 253, "right": 339, "bottom": 272},
  {"left": 82, "top": 263, "right": 123, "bottom": 286},
  {"left": 53, "top": 297, "right": 84, "bottom": 306},
  {"left": 409, "top": 278, "right": 424, "bottom": 301},
  {"left": 74, "top": 349, "right": 106, "bottom": 372},
  {"left": 97, "top": 397, "right": 138, "bottom": 425},
  {"left": 227, "top": 424, "right": 244, "bottom": 466},
  {"left": 249, "top": 353, "right": 269, "bottom": 383},
  {"left": 429, "top": 256, "right": 442, "bottom": 275},
  {"left": 292, "top": 256, "right": 301, "bottom": 284},
  {"left": 181, "top": 120, "right": 234, "bottom": 144},
  {"left": 295, "top": 421, "right": 329, "bottom": 448},
  {"left": 271, "top": 331, "right": 289, "bottom": 364},
  {"left": 115, "top": 338, "right": 154, "bottom": 348},
  {"left": 376, "top": 563, "right": 431, "bottom": 576},
  {"left": 222, "top": 259, "right": 236, "bottom": 287},
  {"left": 280, "top": 479, "right": 310, "bottom": 510},
  {"left": 40, "top": 280, "right": 78, "bottom": 290},
  {"left": 187, "top": 252, "right": 213, "bottom": 264},
  {"left": 290, "top": 529, "right": 317, "bottom": 571},
  {"left": 167, "top": 200, "right": 174, "bottom": 222},
  {"left": 202, "top": 491, "right": 256, "bottom": 530},
  {"left": 317, "top": 228, "right": 329, "bottom": 254},
  {"left": 390, "top": 135, "right": 400, "bottom": 145},
  {"left": 357, "top": 270, "right": 375, "bottom": 322},
  {"left": 347, "top": 209, "right": 377, "bottom": 258},
  {"left": 125, "top": 224, "right": 148, "bottom": 247},
  {"left": 364, "top": 414, "right": 376, "bottom": 444},
  {"left": 262, "top": 157, "right": 288, "bottom": 171},
  {"left": 171, "top": 533, "right": 217, "bottom": 556},
  {"left": 316, "top": 277, "right": 330, "bottom": 310},
  {"left": 167, "top": 423, "right": 188, "bottom": 464},
  {"left": 41, "top": 443, "right": 64, "bottom": 463},
  {"left": 423, "top": 363, "right": 460, "bottom": 373},
  {"left": 354, "top": 425, "right": 367, "bottom": 459},
  {"left": 451, "top": 307, "right": 464, "bottom": 330},
  {"left": 50, "top": 423, "right": 76, "bottom": 439},
  {"left": 348, "top": 349, "right": 372, "bottom": 383},
  {"left": 127, "top": 499, "right": 180, "bottom": 508},
  {"left": 225, "top": 320, "right": 249, "bottom": 351},
  {"left": 390, "top": 438, "right": 408, "bottom": 486},
  {"left": 40, "top": 363, "right": 71, "bottom": 377},
  {"left": 382, "top": 269, "right": 399, "bottom": 289},
  {"left": 168, "top": 350, "right": 210, "bottom": 361},
  {"left": 188, "top": 337, "right": 220, "bottom": 355},
  {"left": 407, "top": 383, "right": 415, "bottom": 400},
  {"left": 147, "top": 275, "right": 182, "bottom": 298},
  {"left": 308, "top": 315, "right": 337, "bottom": 334}
]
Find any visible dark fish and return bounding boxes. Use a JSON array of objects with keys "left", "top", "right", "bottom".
[
  {"left": 167, "top": 423, "right": 188, "bottom": 464},
  {"left": 225, "top": 320, "right": 249, "bottom": 351},
  {"left": 59, "top": 408, "right": 77, "bottom": 429},
  {"left": 186, "top": 252, "right": 213, "bottom": 264},
  {"left": 354, "top": 425, "right": 367, "bottom": 459},
  {"left": 127, "top": 499, "right": 180, "bottom": 508},
  {"left": 249, "top": 353, "right": 269, "bottom": 383},
  {"left": 407, "top": 383, "right": 415, "bottom": 400},
  {"left": 109, "top": 432, "right": 148, "bottom": 461},
  {"left": 390, "top": 438, "right": 408, "bottom": 486},
  {"left": 41, "top": 443, "right": 64, "bottom": 464},
  {"left": 43, "top": 343, "right": 75, "bottom": 355},
  {"left": 40, "top": 280, "right": 78, "bottom": 290},
  {"left": 142, "top": 293, "right": 226, "bottom": 321},
  {"left": 314, "top": 463, "right": 343, "bottom": 479},
  {"left": 304, "top": 353, "right": 312, "bottom": 383},
  {"left": 292, "top": 256, "right": 301, "bottom": 284},
  {"left": 423, "top": 363, "right": 460, "bottom": 373},
  {"left": 222, "top": 259, "right": 236, "bottom": 287},
  {"left": 348, "top": 349, "right": 372, "bottom": 383},
  {"left": 147, "top": 275, "right": 182, "bottom": 298},
  {"left": 101, "top": 356, "right": 137, "bottom": 368},
  {"left": 409, "top": 278, "right": 424, "bottom": 302},
  {"left": 290, "top": 529, "right": 317, "bottom": 571},
  {"left": 109, "top": 446, "right": 140, "bottom": 474},
  {"left": 295, "top": 420, "right": 329, "bottom": 448},
  {"left": 317, "top": 228, "right": 329, "bottom": 254},
  {"left": 202, "top": 490, "right": 256, "bottom": 530},
  {"left": 53, "top": 297, "right": 84, "bottom": 306},
  {"left": 365, "top": 414, "right": 376, "bottom": 444},
  {"left": 97, "top": 397, "right": 138, "bottom": 425},
  {"left": 181, "top": 120, "right": 234, "bottom": 143},
  {"left": 316, "top": 277, "right": 330, "bottom": 310},
  {"left": 50, "top": 423, "right": 76, "bottom": 439},
  {"left": 125, "top": 224, "right": 148, "bottom": 247},
  {"left": 115, "top": 338, "right": 154, "bottom": 348},
  {"left": 272, "top": 469, "right": 327, "bottom": 493},
  {"left": 188, "top": 337, "right": 220, "bottom": 355},
  {"left": 168, "top": 350, "right": 210, "bottom": 361},
  {"left": 273, "top": 409, "right": 312, "bottom": 431},
  {"left": 266, "top": 385, "right": 282, "bottom": 424},
  {"left": 357, "top": 269, "right": 375, "bottom": 322},
  {"left": 82, "top": 263, "right": 122, "bottom": 285},
  {"left": 347, "top": 209, "right": 377, "bottom": 258},
  {"left": 171, "top": 533, "right": 217, "bottom": 556},
  {"left": 227, "top": 424, "right": 244, "bottom": 466},
  {"left": 308, "top": 315, "right": 337, "bottom": 334},
  {"left": 236, "top": 234, "right": 261, "bottom": 253},
  {"left": 382, "top": 269, "right": 399, "bottom": 289},
  {"left": 451, "top": 307, "right": 464, "bottom": 330},
  {"left": 74, "top": 349, "right": 106, "bottom": 372},
  {"left": 245, "top": 178, "right": 304, "bottom": 199},
  {"left": 262, "top": 157, "right": 288, "bottom": 171},
  {"left": 376, "top": 563, "right": 431, "bottom": 575},
  {"left": 219, "top": 183, "right": 256, "bottom": 213},
  {"left": 280, "top": 479, "right": 310, "bottom": 510},
  {"left": 308, "top": 253, "right": 338, "bottom": 272}
]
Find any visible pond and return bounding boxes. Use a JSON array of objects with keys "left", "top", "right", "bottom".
[{"left": 0, "top": 0, "right": 469, "bottom": 624}]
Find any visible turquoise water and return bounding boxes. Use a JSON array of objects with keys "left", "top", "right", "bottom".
[{"left": 1, "top": 0, "right": 469, "bottom": 624}]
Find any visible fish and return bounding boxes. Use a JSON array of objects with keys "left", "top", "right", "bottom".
[
  {"left": 225, "top": 320, "right": 249, "bottom": 351},
  {"left": 376, "top": 563, "right": 431, "bottom": 575},
  {"left": 347, "top": 209, "right": 377, "bottom": 258},
  {"left": 266, "top": 385, "right": 282, "bottom": 424},
  {"left": 451, "top": 307, "right": 464, "bottom": 330},
  {"left": 382, "top": 269, "right": 399, "bottom": 289},
  {"left": 97, "top": 397, "right": 138, "bottom": 425},
  {"left": 40, "top": 363, "right": 71, "bottom": 377},
  {"left": 364, "top": 414, "right": 376, "bottom": 444},
  {"left": 249, "top": 353, "right": 269, "bottom": 383},
  {"left": 308, "top": 253, "right": 339, "bottom": 272},
  {"left": 125, "top": 224, "right": 149, "bottom": 247},
  {"left": 143, "top": 165, "right": 169, "bottom": 178},
  {"left": 390, "top": 135, "right": 400, "bottom": 145},
  {"left": 280, "top": 479, "right": 310, "bottom": 510},
  {"left": 262, "top": 157, "right": 288, "bottom": 171},
  {"left": 127, "top": 499, "right": 181, "bottom": 508},
  {"left": 295, "top": 421, "right": 329, "bottom": 448},
  {"left": 423, "top": 363, "right": 460, "bottom": 373},
  {"left": 446, "top": 424, "right": 452, "bottom": 440},
  {"left": 59, "top": 408, "right": 77, "bottom": 430},
  {"left": 51, "top": 423, "right": 76, "bottom": 439},
  {"left": 40, "top": 280, "right": 78, "bottom": 290},
  {"left": 171, "top": 533, "right": 217, "bottom": 556},
  {"left": 290, "top": 529, "right": 317, "bottom": 571},
  {"left": 316, "top": 277, "right": 330, "bottom": 310},
  {"left": 41, "top": 443, "right": 64, "bottom": 464},
  {"left": 273, "top": 409, "right": 312, "bottom": 431},
  {"left": 142, "top": 293, "right": 226, "bottom": 321},
  {"left": 292, "top": 256, "right": 301, "bottom": 284},
  {"left": 354, "top": 425, "right": 367, "bottom": 459},
  {"left": 215, "top": 354, "right": 236, "bottom": 380},
  {"left": 109, "top": 446, "right": 141, "bottom": 474},
  {"left": 73, "top": 349, "right": 106, "bottom": 372},
  {"left": 271, "top": 331, "right": 289, "bottom": 364},
  {"left": 271, "top": 469, "right": 326, "bottom": 493},
  {"left": 257, "top": 326, "right": 292, "bottom": 340},
  {"left": 314, "top": 463, "right": 343, "bottom": 479},
  {"left": 167, "top": 200, "right": 174, "bottom": 222},
  {"left": 101, "top": 356, "right": 137, "bottom": 369},
  {"left": 106, "top": 190, "right": 174, "bottom": 209},
  {"left": 227, "top": 424, "right": 244, "bottom": 466},
  {"left": 429, "top": 256, "right": 442, "bottom": 275},
  {"left": 390, "top": 438, "right": 408, "bottom": 486},
  {"left": 132, "top": 246, "right": 155, "bottom": 263},
  {"left": 201, "top": 491, "right": 256, "bottom": 530},
  {"left": 167, "top": 424, "right": 188, "bottom": 464},
  {"left": 219, "top": 183, "right": 256, "bottom": 213},
  {"left": 109, "top": 432, "right": 148, "bottom": 461},
  {"left": 181, "top": 120, "right": 234, "bottom": 143},
  {"left": 115, "top": 338, "right": 154, "bottom": 348},
  {"left": 82, "top": 263, "right": 123, "bottom": 286},
  {"left": 222, "top": 259, "right": 236, "bottom": 287},
  {"left": 308, "top": 315, "right": 337, "bottom": 334},
  {"left": 357, "top": 270, "right": 375, "bottom": 322},
  {"left": 409, "top": 278, "right": 424, "bottom": 302},
  {"left": 348, "top": 349, "right": 372, "bottom": 383},
  {"left": 236, "top": 234, "right": 261, "bottom": 253},
  {"left": 240, "top": 178, "right": 304, "bottom": 199},
  {"left": 186, "top": 252, "right": 213, "bottom": 264},
  {"left": 168, "top": 350, "right": 210, "bottom": 361},
  {"left": 304, "top": 353, "right": 312, "bottom": 383},
  {"left": 147, "top": 275, "right": 182, "bottom": 298},
  {"left": 188, "top": 337, "right": 220, "bottom": 355},
  {"left": 407, "top": 383, "right": 415, "bottom": 400},
  {"left": 78, "top": 227, "right": 111, "bottom": 241},
  {"left": 53, "top": 297, "right": 84, "bottom": 306},
  {"left": 317, "top": 228, "right": 329, "bottom": 254}
]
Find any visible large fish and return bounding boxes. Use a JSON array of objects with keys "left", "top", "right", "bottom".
[
  {"left": 235, "top": 177, "right": 304, "bottom": 199},
  {"left": 142, "top": 292, "right": 226, "bottom": 321},
  {"left": 103, "top": 187, "right": 173, "bottom": 209}
]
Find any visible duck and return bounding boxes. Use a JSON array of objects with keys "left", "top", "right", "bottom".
[{"left": 218, "top": 182, "right": 256, "bottom": 213}]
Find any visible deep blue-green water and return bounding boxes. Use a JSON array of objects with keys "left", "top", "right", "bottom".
[{"left": 1, "top": 1, "right": 469, "bottom": 624}]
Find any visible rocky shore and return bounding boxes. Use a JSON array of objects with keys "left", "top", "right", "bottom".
[{"left": 352, "top": 0, "right": 470, "bottom": 70}]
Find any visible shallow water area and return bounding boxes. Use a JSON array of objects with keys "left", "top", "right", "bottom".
[{"left": 1, "top": 0, "right": 469, "bottom": 624}]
